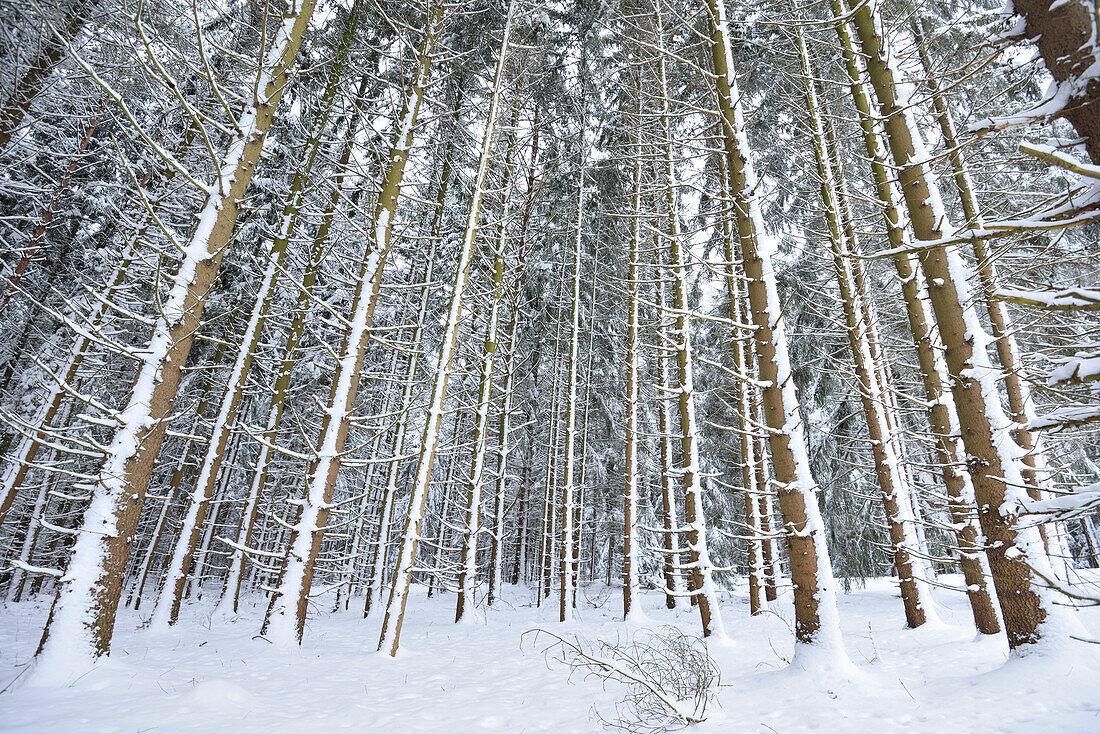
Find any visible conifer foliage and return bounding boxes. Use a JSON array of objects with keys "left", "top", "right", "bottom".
[{"left": 0, "top": 0, "right": 1099, "bottom": 720}]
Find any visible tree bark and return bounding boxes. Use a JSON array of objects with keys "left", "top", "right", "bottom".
[
  {"left": 704, "top": 0, "right": 846, "bottom": 655},
  {"left": 1011, "top": 0, "right": 1100, "bottom": 164},
  {"left": 33, "top": 0, "right": 317, "bottom": 677},
  {"left": 844, "top": 0, "right": 1061, "bottom": 648},
  {"left": 157, "top": 9, "right": 367, "bottom": 629}
]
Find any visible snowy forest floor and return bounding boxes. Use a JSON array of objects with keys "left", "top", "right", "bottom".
[{"left": 1, "top": 576, "right": 1099, "bottom": 732}]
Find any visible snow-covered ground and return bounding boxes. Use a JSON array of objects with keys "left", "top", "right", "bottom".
[{"left": 1, "top": 577, "right": 1098, "bottom": 732}]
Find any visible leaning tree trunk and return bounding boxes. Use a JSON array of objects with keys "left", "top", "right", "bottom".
[
  {"left": 261, "top": 3, "right": 445, "bottom": 646},
  {"left": 32, "top": 0, "right": 318, "bottom": 679},
  {"left": 378, "top": 1, "right": 515, "bottom": 655},
  {"left": 797, "top": 28, "right": 936, "bottom": 629},
  {"left": 154, "top": 8, "right": 367, "bottom": 629},
  {"left": 915, "top": 26, "right": 1059, "bottom": 558},
  {"left": 0, "top": 124, "right": 188, "bottom": 521},
  {"left": 362, "top": 121, "right": 456, "bottom": 617},
  {"left": 128, "top": 342, "right": 225, "bottom": 610},
  {"left": 220, "top": 213, "right": 326, "bottom": 614},
  {"left": 0, "top": 238, "right": 136, "bottom": 529}
]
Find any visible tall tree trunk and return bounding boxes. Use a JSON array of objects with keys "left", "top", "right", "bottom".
[
  {"left": 155, "top": 11, "right": 366, "bottom": 629},
  {"left": 488, "top": 129, "right": 537, "bottom": 604},
  {"left": 221, "top": 218, "right": 324, "bottom": 614},
  {"left": 378, "top": 2, "right": 515, "bottom": 655},
  {"left": 129, "top": 348, "right": 224, "bottom": 610},
  {"left": 262, "top": 3, "right": 445, "bottom": 645},
  {"left": 558, "top": 154, "right": 584, "bottom": 624},
  {"left": 704, "top": 0, "right": 847, "bottom": 657},
  {"left": 488, "top": 294, "right": 521, "bottom": 607},
  {"left": 654, "top": 278, "right": 686, "bottom": 611},
  {"left": 718, "top": 152, "right": 765, "bottom": 615},
  {"left": 32, "top": 0, "right": 317, "bottom": 678},
  {"left": 455, "top": 196, "right": 512, "bottom": 623},
  {"left": 843, "top": 0, "right": 1067, "bottom": 648},
  {"left": 538, "top": 334, "right": 563, "bottom": 604},
  {"left": 456, "top": 104, "right": 523, "bottom": 620},
  {"left": 828, "top": 2, "right": 1001, "bottom": 635},
  {"left": 915, "top": 26, "right": 1058, "bottom": 558},
  {"left": 797, "top": 28, "right": 935, "bottom": 628},
  {"left": 511, "top": 454, "right": 530, "bottom": 585},
  {"left": 362, "top": 149, "right": 453, "bottom": 617},
  {"left": 654, "top": 1, "right": 724, "bottom": 636},
  {"left": 623, "top": 73, "right": 645, "bottom": 621}
]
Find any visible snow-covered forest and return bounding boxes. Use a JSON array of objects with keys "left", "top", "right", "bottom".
[{"left": 1, "top": 0, "right": 1099, "bottom": 730}]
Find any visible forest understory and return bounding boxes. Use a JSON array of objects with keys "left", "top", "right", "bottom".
[
  {"left": 3, "top": 0, "right": 1100, "bottom": 730},
  {"left": 2, "top": 579, "right": 1098, "bottom": 733}
]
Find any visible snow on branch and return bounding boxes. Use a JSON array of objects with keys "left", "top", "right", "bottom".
[
  {"left": 1027, "top": 405, "right": 1100, "bottom": 432},
  {"left": 523, "top": 627, "right": 719, "bottom": 733},
  {"left": 995, "top": 287, "right": 1100, "bottom": 311},
  {"left": 1047, "top": 350, "right": 1100, "bottom": 386},
  {"left": 1025, "top": 481, "right": 1100, "bottom": 522}
]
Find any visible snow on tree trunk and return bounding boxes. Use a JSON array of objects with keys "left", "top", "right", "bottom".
[
  {"left": 704, "top": 0, "right": 848, "bottom": 663},
  {"left": 654, "top": 281, "right": 687, "bottom": 612},
  {"left": 653, "top": 2, "right": 724, "bottom": 636},
  {"left": 489, "top": 292, "right": 522, "bottom": 606},
  {"left": 261, "top": 4, "right": 444, "bottom": 646},
  {"left": 797, "top": 27, "right": 938, "bottom": 629},
  {"left": 718, "top": 152, "right": 765, "bottom": 616},
  {"left": 0, "top": 96, "right": 106, "bottom": 316},
  {"left": 0, "top": 239, "right": 136, "bottom": 528},
  {"left": 623, "top": 74, "right": 645, "bottom": 621},
  {"left": 828, "top": 1, "right": 1002, "bottom": 635},
  {"left": 169, "top": 21, "right": 366, "bottom": 626},
  {"left": 559, "top": 158, "right": 584, "bottom": 625},
  {"left": 31, "top": 0, "right": 318, "bottom": 682},
  {"left": 378, "top": 1, "right": 514, "bottom": 655},
  {"left": 915, "top": 27, "right": 1065, "bottom": 571},
  {"left": 843, "top": 0, "right": 1081, "bottom": 649},
  {"left": 455, "top": 223, "right": 510, "bottom": 623}
]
